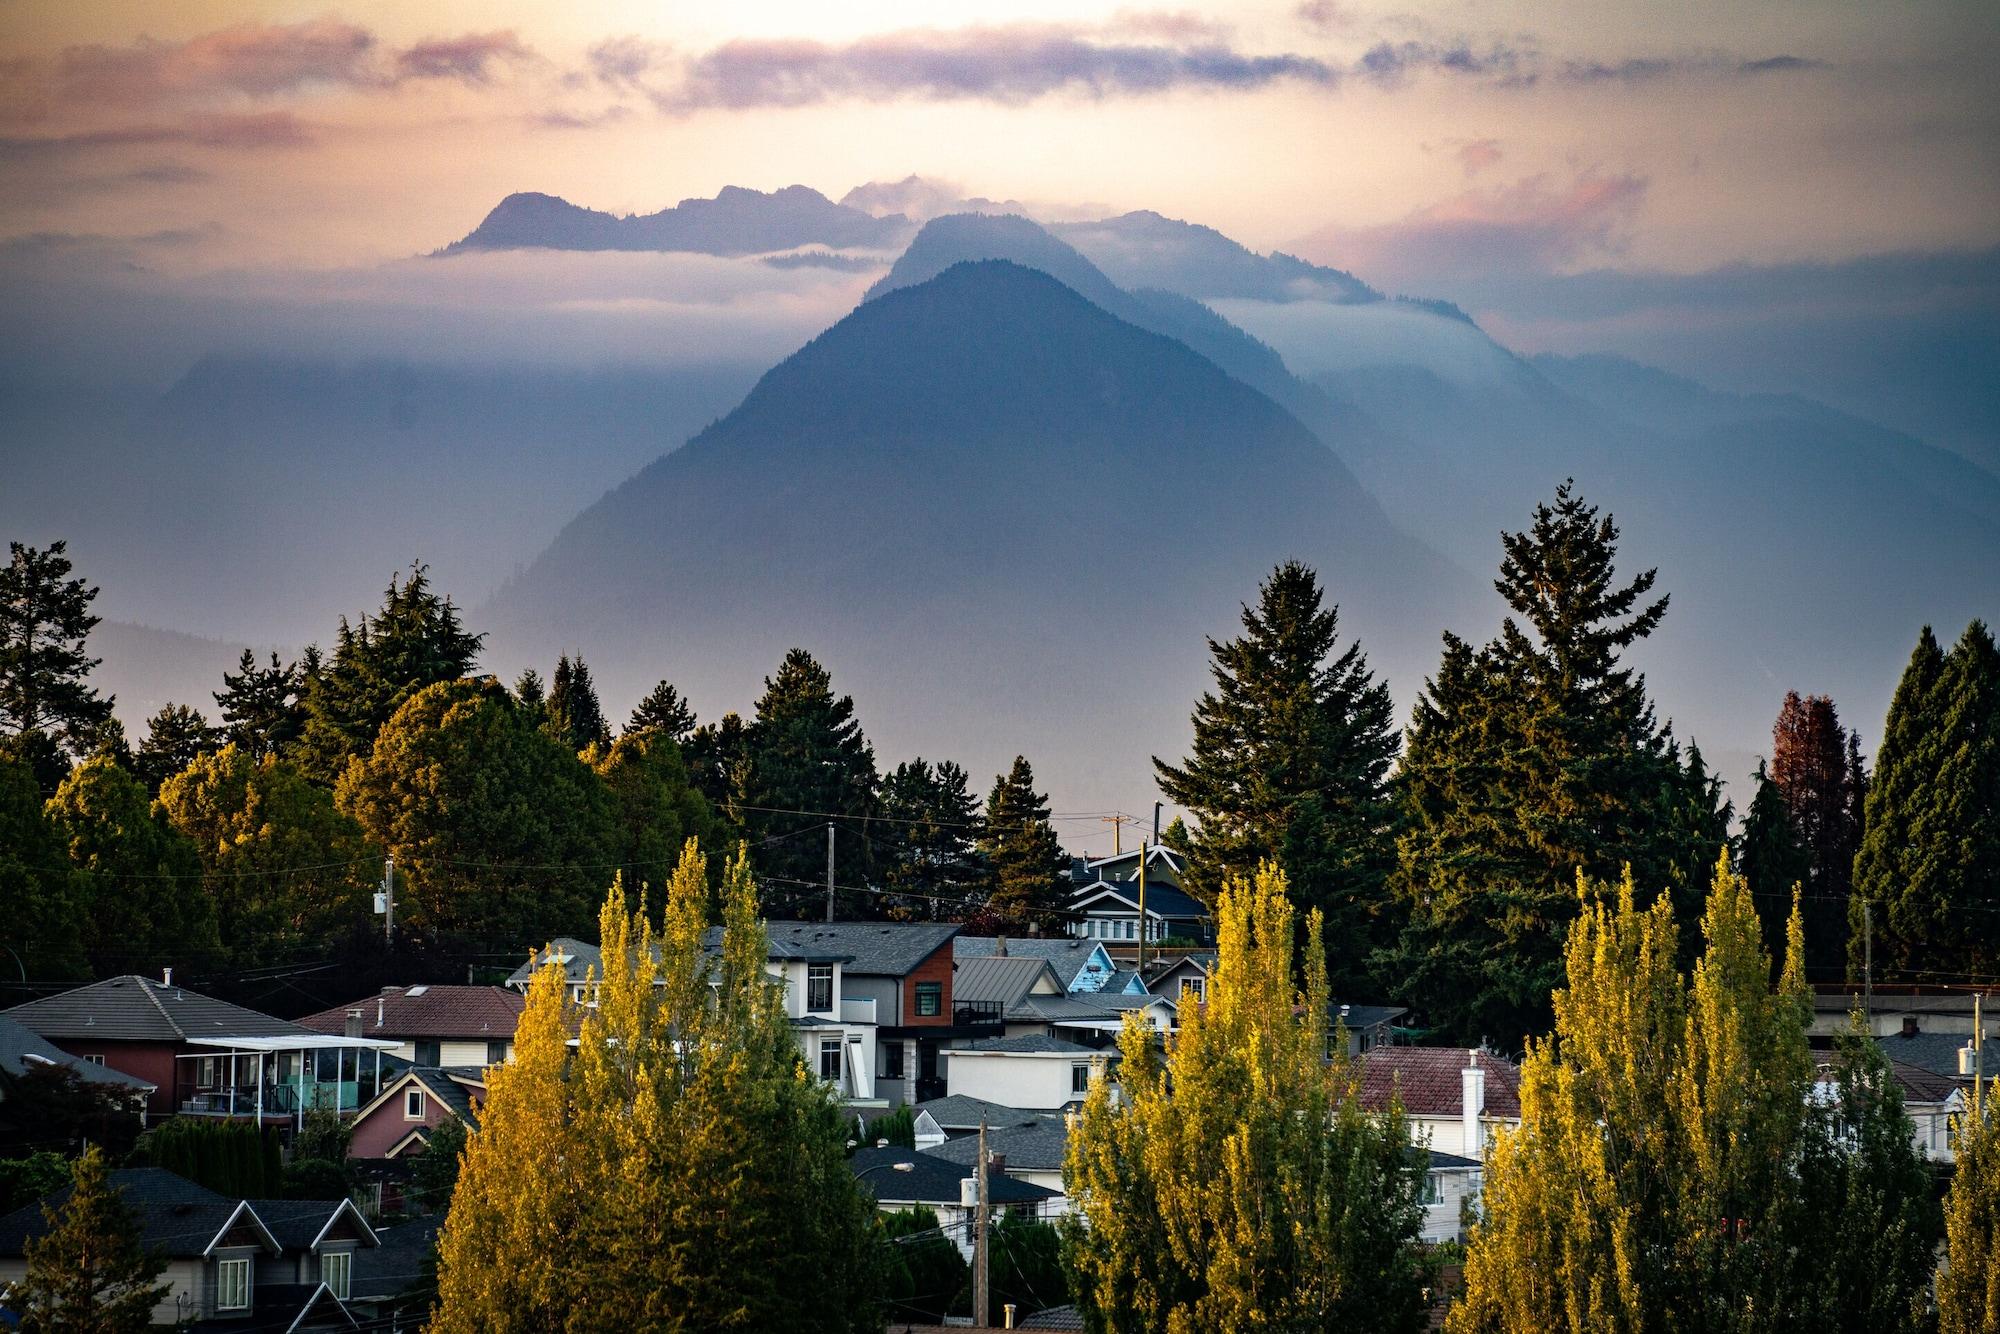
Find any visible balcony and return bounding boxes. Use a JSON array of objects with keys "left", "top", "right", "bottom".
[
  {"left": 840, "top": 997, "right": 878, "bottom": 1025},
  {"left": 951, "top": 1000, "right": 1005, "bottom": 1033}
]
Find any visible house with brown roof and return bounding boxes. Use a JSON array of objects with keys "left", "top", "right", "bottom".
[
  {"left": 295, "top": 986, "right": 526, "bottom": 1069},
  {"left": 1359, "top": 1047, "right": 1522, "bottom": 1161}
]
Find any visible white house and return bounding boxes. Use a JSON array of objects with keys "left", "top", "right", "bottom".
[
  {"left": 943, "top": 1036, "right": 1114, "bottom": 1111},
  {"left": 1360, "top": 1047, "right": 1522, "bottom": 1160},
  {"left": 1419, "top": 1150, "right": 1483, "bottom": 1244}
]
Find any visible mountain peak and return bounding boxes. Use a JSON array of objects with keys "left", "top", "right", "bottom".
[{"left": 440, "top": 183, "right": 911, "bottom": 257}]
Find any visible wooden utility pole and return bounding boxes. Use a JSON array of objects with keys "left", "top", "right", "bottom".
[
  {"left": 1136, "top": 840, "right": 1149, "bottom": 975},
  {"left": 1977, "top": 992, "right": 1985, "bottom": 1118},
  {"left": 1863, "top": 902, "right": 1873, "bottom": 1025},
  {"left": 382, "top": 855, "right": 395, "bottom": 946},
  {"left": 974, "top": 1116, "right": 990, "bottom": 1328},
  {"left": 825, "top": 823, "right": 835, "bottom": 922}
]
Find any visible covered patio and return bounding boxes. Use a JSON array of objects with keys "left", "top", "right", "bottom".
[{"left": 173, "top": 1033, "right": 402, "bottom": 1127}]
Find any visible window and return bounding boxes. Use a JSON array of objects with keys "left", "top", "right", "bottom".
[
  {"left": 486, "top": 1040, "right": 508, "bottom": 1065},
  {"left": 82, "top": 1054, "right": 106, "bottom": 1066},
  {"left": 216, "top": 1256, "right": 251, "bottom": 1311},
  {"left": 819, "top": 1039, "right": 843, "bottom": 1083},
  {"left": 915, "top": 982, "right": 942, "bottom": 1018},
  {"left": 405, "top": 1088, "right": 426, "bottom": 1120},
  {"left": 1422, "top": 1174, "right": 1445, "bottom": 1206},
  {"left": 196, "top": 1057, "right": 218, "bottom": 1089},
  {"left": 1180, "top": 978, "right": 1205, "bottom": 1003},
  {"left": 881, "top": 1041, "right": 906, "bottom": 1081},
  {"left": 1072, "top": 1063, "right": 1091, "bottom": 1095},
  {"left": 321, "top": 1250, "right": 351, "bottom": 1300},
  {"left": 414, "top": 1039, "right": 441, "bottom": 1066},
  {"left": 807, "top": 964, "right": 835, "bottom": 1013}
]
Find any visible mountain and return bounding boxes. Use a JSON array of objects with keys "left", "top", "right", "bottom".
[
  {"left": 1052, "top": 210, "right": 1380, "bottom": 304},
  {"left": 482, "top": 260, "right": 1470, "bottom": 807},
  {"left": 88, "top": 622, "right": 257, "bottom": 736},
  {"left": 441, "top": 185, "right": 912, "bottom": 256}
]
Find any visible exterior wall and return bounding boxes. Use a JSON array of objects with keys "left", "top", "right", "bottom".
[
  {"left": 350, "top": 1082, "right": 464, "bottom": 1159},
  {"left": 1409, "top": 1114, "right": 1516, "bottom": 1160},
  {"left": 899, "top": 945, "right": 955, "bottom": 1026},
  {"left": 2, "top": 1247, "right": 203, "bottom": 1323},
  {"left": 945, "top": 1053, "right": 1089, "bottom": 1111},
  {"left": 45, "top": 1039, "right": 177, "bottom": 1116},
  {"left": 1421, "top": 1170, "right": 1482, "bottom": 1243}
]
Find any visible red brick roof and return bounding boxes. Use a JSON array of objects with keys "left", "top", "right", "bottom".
[
  {"left": 1359, "top": 1047, "right": 1522, "bottom": 1119},
  {"left": 296, "top": 986, "right": 524, "bottom": 1041}
]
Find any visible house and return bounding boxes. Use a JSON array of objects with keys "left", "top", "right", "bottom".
[
  {"left": 347, "top": 1066, "right": 484, "bottom": 1160},
  {"left": 295, "top": 987, "right": 524, "bottom": 1068},
  {"left": 1419, "top": 1150, "right": 1482, "bottom": 1244},
  {"left": 504, "top": 937, "right": 603, "bottom": 1001},
  {"left": 1081, "top": 845, "right": 1189, "bottom": 889},
  {"left": 0, "top": 1012, "right": 156, "bottom": 1111},
  {"left": 1146, "top": 953, "right": 1215, "bottom": 1005},
  {"left": 942, "top": 1036, "right": 1116, "bottom": 1112},
  {"left": 909, "top": 1094, "right": 1031, "bottom": 1148},
  {"left": 849, "top": 1147, "right": 1059, "bottom": 1258},
  {"left": 1811, "top": 985, "right": 1997, "bottom": 1041},
  {"left": 953, "top": 937, "right": 1120, "bottom": 993},
  {"left": 919, "top": 1110, "right": 1075, "bottom": 1203},
  {"left": 0, "top": 974, "right": 399, "bottom": 1125},
  {"left": 952, "top": 956, "right": 1174, "bottom": 1046},
  {"left": 1066, "top": 878, "right": 1214, "bottom": 950},
  {"left": 0, "top": 1167, "right": 376, "bottom": 1327},
  {"left": 1360, "top": 1048, "right": 1522, "bottom": 1160}
]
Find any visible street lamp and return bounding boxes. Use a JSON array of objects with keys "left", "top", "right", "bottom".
[{"left": 854, "top": 1158, "right": 916, "bottom": 1196}]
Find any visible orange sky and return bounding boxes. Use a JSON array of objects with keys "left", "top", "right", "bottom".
[{"left": 2, "top": 0, "right": 1994, "bottom": 273}]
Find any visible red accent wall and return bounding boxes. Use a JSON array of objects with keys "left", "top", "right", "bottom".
[
  {"left": 900, "top": 943, "right": 955, "bottom": 1026},
  {"left": 52, "top": 1040, "right": 180, "bottom": 1116}
]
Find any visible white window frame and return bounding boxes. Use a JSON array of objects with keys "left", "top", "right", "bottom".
[
  {"left": 216, "top": 1256, "right": 251, "bottom": 1311},
  {"left": 1071, "top": 1063, "right": 1091, "bottom": 1095},
  {"left": 1423, "top": 1174, "right": 1445, "bottom": 1206},
  {"left": 322, "top": 1249, "right": 351, "bottom": 1300},
  {"left": 819, "top": 1038, "right": 843, "bottom": 1083},
  {"left": 83, "top": 1053, "right": 106, "bottom": 1066},
  {"left": 404, "top": 1088, "right": 426, "bottom": 1120},
  {"left": 807, "top": 964, "right": 835, "bottom": 1014}
]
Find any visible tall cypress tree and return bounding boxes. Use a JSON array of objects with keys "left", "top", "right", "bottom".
[
  {"left": 1155, "top": 560, "right": 1397, "bottom": 993},
  {"left": 545, "top": 654, "right": 611, "bottom": 753},
  {"left": 0, "top": 542, "right": 114, "bottom": 780},
  {"left": 741, "top": 650, "right": 877, "bottom": 912},
  {"left": 1387, "top": 482, "right": 1725, "bottom": 1046},
  {"left": 1853, "top": 621, "right": 2000, "bottom": 979},
  {"left": 979, "top": 756, "right": 1067, "bottom": 928},
  {"left": 212, "top": 650, "right": 304, "bottom": 760},
  {"left": 627, "top": 680, "right": 698, "bottom": 743},
  {"left": 293, "top": 564, "right": 483, "bottom": 783}
]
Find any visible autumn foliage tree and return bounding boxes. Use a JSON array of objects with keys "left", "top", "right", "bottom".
[
  {"left": 1063, "top": 862, "right": 1428, "bottom": 1334},
  {"left": 1941, "top": 1081, "right": 2000, "bottom": 1334}
]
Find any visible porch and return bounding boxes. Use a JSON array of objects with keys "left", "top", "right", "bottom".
[{"left": 174, "top": 1034, "right": 402, "bottom": 1127}]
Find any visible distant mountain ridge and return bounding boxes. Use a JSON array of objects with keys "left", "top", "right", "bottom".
[{"left": 440, "top": 185, "right": 912, "bottom": 256}]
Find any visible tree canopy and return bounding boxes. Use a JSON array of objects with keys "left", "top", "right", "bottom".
[
  {"left": 0, "top": 542, "right": 114, "bottom": 778},
  {"left": 3, "top": 1146, "right": 169, "bottom": 1334},
  {"left": 980, "top": 756, "right": 1067, "bottom": 928}
]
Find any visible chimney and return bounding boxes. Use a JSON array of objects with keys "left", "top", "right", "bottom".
[
  {"left": 344, "top": 1009, "right": 363, "bottom": 1039},
  {"left": 996, "top": 935, "right": 1008, "bottom": 957},
  {"left": 161, "top": 967, "right": 173, "bottom": 987},
  {"left": 1901, "top": 1015, "right": 1920, "bottom": 1038},
  {"left": 988, "top": 1152, "right": 1007, "bottom": 1175},
  {"left": 377, "top": 996, "right": 386, "bottom": 1026},
  {"left": 1462, "top": 1057, "right": 1486, "bottom": 1160}
]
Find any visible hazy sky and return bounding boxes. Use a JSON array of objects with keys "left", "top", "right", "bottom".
[{"left": 3, "top": 0, "right": 1994, "bottom": 275}]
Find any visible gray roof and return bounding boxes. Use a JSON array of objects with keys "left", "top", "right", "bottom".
[
  {"left": 914, "top": 1094, "right": 1047, "bottom": 1132},
  {"left": 1068, "top": 879, "right": 1207, "bottom": 920},
  {"left": 922, "top": 1116, "right": 1073, "bottom": 1173},
  {"left": 242, "top": 1198, "right": 376, "bottom": 1253},
  {"left": 953, "top": 937, "right": 1110, "bottom": 990},
  {"left": 505, "top": 937, "right": 601, "bottom": 989},
  {"left": 383, "top": 1067, "right": 483, "bottom": 1129},
  {"left": 1, "top": 976, "right": 311, "bottom": 1044},
  {"left": 0, "top": 1014, "right": 156, "bottom": 1091},
  {"left": 953, "top": 956, "right": 1064, "bottom": 1011},
  {"left": 763, "top": 922, "right": 960, "bottom": 975},
  {"left": 953, "top": 1035, "right": 1101, "bottom": 1056},
  {"left": 701, "top": 926, "right": 850, "bottom": 963},
  {"left": 1874, "top": 1031, "right": 1975, "bottom": 1082},
  {"left": 1008, "top": 995, "right": 1134, "bottom": 1025},
  {"left": 1021, "top": 1304, "right": 1085, "bottom": 1330},
  {"left": 849, "top": 1147, "right": 1057, "bottom": 1208},
  {"left": 0, "top": 1168, "right": 260, "bottom": 1259},
  {"left": 349, "top": 1215, "right": 443, "bottom": 1301},
  {"left": 1427, "top": 1149, "right": 1482, "bottom": 1171},
  {"left": 1334, "top": 1004, "right": 1409, "bottom": 1031}
]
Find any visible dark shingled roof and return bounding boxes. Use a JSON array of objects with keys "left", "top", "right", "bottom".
[
  {"left": 1021, "top": 1304, "right": 1086, "bottom": 1330},
  {"left": 1874, "top": 1031, "right": 1975, "bottom": 1082},
  {"left": 849, "top": 1147, "right": 1057, "bottom": 1208},
  {"left": 954, "top": 1035, "right": 1101, "bottom": 1055},
  {"left": 762, "top": 921, "right": 960, "bottom": 975},
  {"left": 1360, "top": 1048, "right": 1523, "bottom": 1119},
  {"left": 296, "top": 987, "right": 525, "bottom": 1042},
  {"left": 915, "top": 1095, "right": 1046, "bottom": 1132},
  {"left": 1427, "top": 1149, "right": 1482, "bottom": 1171},
  {"left": 1069, "top": 879, "right": 1206, "bottom": 920},
  {"left": 2, "top": 976, "right": 311, "bottom": 1044},
  {"left": 349, "top": 1213, "right": 443, "bottom": 1301},
  {"left": 0, "top": 1014, "right": 155, "bottom": 1091},
  {"left": 0, "top": 1168, "right": 269, "bottom": 1259},
  {"left": 367, "top": 1067, "right": 484, "bottom": 1129},
  {"left": 241, "top": 1198, "right": 377, "bottom": 1253},
  {"left": 922, "top": 1116, "right": 1073, "bottom": 1173}
]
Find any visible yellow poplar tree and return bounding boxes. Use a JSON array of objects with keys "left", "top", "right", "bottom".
[
  {"left": 1941, "top": 1079, "right": 2000, "bottom": 1334},
  {"left": 1063, "top": 861, "right": 1429, "bottom": 1334}
]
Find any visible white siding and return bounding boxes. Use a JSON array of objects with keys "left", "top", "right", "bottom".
[{"left": 945, "top": 1052, "right": 1094, "bottom": 1111}]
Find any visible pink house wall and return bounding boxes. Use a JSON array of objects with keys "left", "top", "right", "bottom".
[{"left": 348, "top": 1080, "right": 473, "bottom": 1159}]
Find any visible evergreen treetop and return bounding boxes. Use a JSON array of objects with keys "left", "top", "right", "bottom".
[
  {"left": 0, "top": 541, "right": 114, "bottom": 763},
  {"left": 627, "top": 679, "right": 698, "bottom": 743},
  {"left": 545, "top": 653, "right": 611, "bottom": 754},
  {"left": 132, "top": 703, "right": 219, "bottom": 795},
  {"left": 212, "top": 650, "right": 304, "bottom": 760},
  {"left": 980, "top": 756, "right": 1067, "bottom": 928},
  {"left": 742, "top": 649, "right": 878, "bottom": 908},
  {"left": 4, "top": 1145, "right": 169, "bottom": 1334}
]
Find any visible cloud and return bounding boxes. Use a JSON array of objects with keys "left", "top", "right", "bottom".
[
  {"left": 1295, "top": 1, "right": 1354, "bottom": 33},
  {"left": 394, "top": 31, "right": 533, "bottom": 85},
  {"left": 592, "top": 23, "right": 1336, "bottom": 111},
  {"left": 1559, "top": 52, "right": 1823, "bottom": 83},
  {"left": 1293, "top": 170, "right": 1649, "bottom": 290},
  {"left": 1355, "top": 39, "right": 1534, "bottom": 87},
  {"left": 1454, "top": 138, "right": 1504, "bottom": 176},
  {"left": 0, "top": 111, "right": 314, "bottom": 161}
]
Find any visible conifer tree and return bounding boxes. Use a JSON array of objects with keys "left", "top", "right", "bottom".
[
  {"left": 294, "top": 563, "right": 483, "bottom": 782},
  {"left": 335, "top": 678, "right": 616, "bottom": 943},
  {"left": 588, "top": 731, "right": 721, "bottom": 897},
  {"left": 741, "top": 650, "right": 878, "bottom": 908},
  {"left": 1769, "top": 691, "right": 1865, "bottom": 966},
  {"left": 980, "top": 756, "right": 1067, "bottom": 928},
  {"left": 0, "top": 541, "right": 114, "bottom": 767},
  {"left": 45, "top": 756, "right": 217, "bottom": 972},
  {"left": 158, "top": 745, "right": 376, "bottom": 967},
  {"left": 627, "top": 679, "right": 698, "bottom": 743},
  {"left": 0, "top": 754, "right": 85, "bottom": 980},
  {"left": 212, "top": 650, "right": 304, "bottom": 760},
  {"left": 3, "top": 1145, "right": 168, "bottom": 1334},
  {"left": 1155, "top": 560, "right": 1397, "bottom": 993},
  {"left": 1064, "top": 862, "right": 1429, "bottom": 1334},
  {"left": 1941, "top": 1081, "right": 2000, "bottom": 1334},
  {"left": 683, "top": 710, "right": 750, "bottom": 820},
  {"left": 1853, "top": 621, "right": 2000, "bottom": 980},
  {"left": 879, "top": 759, "right": 986, "bottom": 919},
  {"left": 545, "top": 653, "right": 611, "bottom": 753},
  {"left": 131, "top": 703, "right": 218, "bottom": 794},
  {"left": 1388, "top": 483, "right": 1725, "bottom": 1044},
  {"left": 1739, "top": 759, "right": 1812, "bottom": 965}
]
